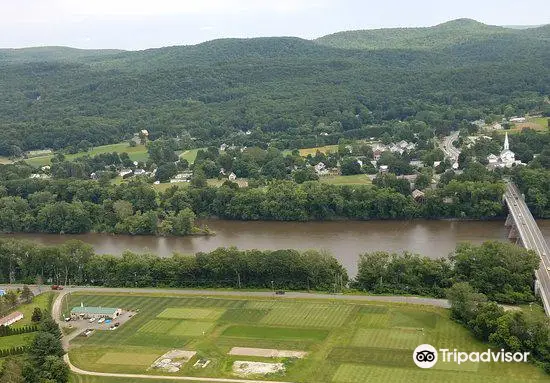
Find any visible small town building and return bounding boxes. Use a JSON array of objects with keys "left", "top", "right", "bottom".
[
  {"left": 379, "top": 165, "right": 389, "bottom": 173},
  {"left": 70, "top": 305, "right": 121, "bottom": 320},
  {"left": 119, "top": 169, "right": 133, "bottom": 178},
  {"left": 412, "top": 189, "right": 425, "bottom": 202},
  {"left": 509, "top": 117, "right": 526, "bottom": 123},
  {"left": 0, "top": 312, "right": 24, "bottom": 327},
  {"left": 314, "top": 162, "right": 328, "bottom": 175},
  {"left": 133, "top": 169, "right": 146, "bottom": 176},
  {"left": 486, "top": 133, "right": 522, "bottom": 169},
  {"left": 228, "top": 172, "right": 237, "bottom": 181}
]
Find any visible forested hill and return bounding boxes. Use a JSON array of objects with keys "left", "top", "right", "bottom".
[
  {"left": 315, "top": 18, "right": 549, "bottom": 50},
  {"left": 0, "top": 19, "right": 549, "bottom": 156}
]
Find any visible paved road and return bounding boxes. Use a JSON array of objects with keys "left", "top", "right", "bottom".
[
  {"left": 64, "top": 354, "right": 295, "bottom": 383},
  {"left": 439, "top": 131, "right": 461, "bottom": 163},
  {"left": 505, "top": 182, "right": 550, "bottom": 315},
  {"left": 10, "top": 285, "right": 449, "bottom": 310}
]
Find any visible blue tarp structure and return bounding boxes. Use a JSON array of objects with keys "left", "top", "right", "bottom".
[{"left": 0, "top": 289, "right": 5, "bottom": 296}]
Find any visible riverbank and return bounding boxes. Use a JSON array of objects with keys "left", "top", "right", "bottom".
[{"left": 1, "top": 219, "right": 549, "bottom": 277}]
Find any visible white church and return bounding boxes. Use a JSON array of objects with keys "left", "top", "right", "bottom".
[{"left": 486, "top": 132, "right": 523, "bottom": 168}]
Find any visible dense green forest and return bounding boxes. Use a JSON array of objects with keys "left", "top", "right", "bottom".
[{"left": 0, "top": 19, "right": 548, "bottom": 156}]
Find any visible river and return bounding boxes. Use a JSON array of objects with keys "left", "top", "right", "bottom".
[{"left": 2, "top": 220, "right": 549, "bottom": 276}]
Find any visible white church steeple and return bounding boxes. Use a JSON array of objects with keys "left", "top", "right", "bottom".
[{"left": 504, "top": 132, "right": 509, "bottom": 151}]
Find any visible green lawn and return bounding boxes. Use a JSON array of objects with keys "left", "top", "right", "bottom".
[
  {"left": 0, "top": 333, "right": 36, "bottom": 350},
  {"left": 63, "top": 292, "right": 549, "bottom": 382},
  {"left": 25, "top": 142, "right": 148, "bottom": 167},
  {"left": 0, "top": 291, "right": 56, "bottom": 351},
  {"left": 320, "top": 174, "right": 373, "bottom": 185},
  {"left": 12, "top": 291, "right": 56, "bottom": 327},
  {"left": 179, "top": 148, "right": 204, "bottom": 164}
]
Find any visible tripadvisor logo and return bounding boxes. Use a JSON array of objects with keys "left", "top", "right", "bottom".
[{"left": 413, "top": 344, "right": 529, "bottom": 369}]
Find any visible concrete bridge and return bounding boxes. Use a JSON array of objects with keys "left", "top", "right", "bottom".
[{"left": 504, "top": 182, "right": 550, "bottom": 315}]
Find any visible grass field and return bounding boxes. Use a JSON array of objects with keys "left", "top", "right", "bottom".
[
  {"left": 0, "top": 156, "right": 12, "bottom": 164},
  {"left": 12, "top": 291, "right": 56, "bottom": 327},
  {"left": 297, "top": 145, "right": 338, "bottom": 156},
  {"left": 505, "top": 117, "right": 549, "bottom": 134},
  {"left": 179, "top": 148, "right": 203, "bottom": 164},
  {"left": 320, "top": 174, "right": 372, "bottom": 185},
  {"left": 0, "top": 291, "right": 56, "bottom": 352},
  {"left": 0, "top": 333, "right": 36, "bottom": 350},
  {"left": 62, "top": 292, "right": 548, "bottom": 383},
  {"left": 25, "top": 142, "right": 149, "bottom": 167}
]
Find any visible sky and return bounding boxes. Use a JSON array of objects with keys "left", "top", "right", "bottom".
[{"left": 1, "top": 0, "right": 549, "bottom": 50}]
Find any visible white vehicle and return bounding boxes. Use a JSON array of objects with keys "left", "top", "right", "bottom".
[
  {"left": 97, "top": 317, "right": 105, "bottom": 324},
  {"left": 88, "top": 317, "right": 96, "bottom": 323}
]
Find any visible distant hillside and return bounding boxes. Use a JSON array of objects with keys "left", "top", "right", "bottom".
[
  {"left": 315, "top": 19, "right": 549, "bottom": 50},
  {"left": 0, "top": 46, "right": 124, "bottom": 64},
  {"left": 0, "top": 19, "right": 548, "bottom": 155}
]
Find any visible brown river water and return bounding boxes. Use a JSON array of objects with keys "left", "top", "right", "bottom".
[{"left": 2, "top": 219, "right": 549, "bottom": 276}]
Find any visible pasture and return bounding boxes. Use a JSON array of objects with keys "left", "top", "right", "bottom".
[
  {"left": 63, "top": 293, "right": 548, "bottom": 383},
  {"left": 25, "top": 142, "right": 149, "bottom": 167}
]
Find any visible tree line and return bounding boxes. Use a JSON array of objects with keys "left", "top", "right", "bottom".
[
  {"left": 447, "top": 282, "right": 550, "bottom": 374},
  {"left": 0, "top": 238, "right": 539, "bottom": 304},
  {"left": 0, "top": 240, "right": 348, "bottom": 291},
  {"left": 354, "top": 241, "right": 539, "bottom": 304},
  {"left": 0, "top": 174, "right": 508, "bottom": 237}
]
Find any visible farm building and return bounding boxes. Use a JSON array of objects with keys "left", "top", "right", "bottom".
[
  {"left": 0, "top": 311, "right": 24, "bottom": 327},
  {"left": 71, "top": 305, "right": 121, "bottom": 319}
]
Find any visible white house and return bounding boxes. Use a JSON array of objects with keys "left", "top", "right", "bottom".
[
  {"left": 0, "top": 312, "right": 23, "bottom": 327},
  {"left": 119, "top": 169, "right": 133, "bottom": 178},
  {"left": 509, "top": 117, "right": 526, "bottom": 123},
  {"left": 379, "top": 165, "right": 389, "bottom": 173},
  {"left": 219, "top": 143, "right": 228, "bottom": 151},
  {"left": 314, "top": 162, "right": 328, "bottom": 175},
  {"left": 170, "top": 171, "right": 193, "bottom": 183},
  {"left": 228, "top": 172, "right": 237, "bottom": 181},
  {"left": 133, "top": 169, "right": 146, "bottom": 176}
]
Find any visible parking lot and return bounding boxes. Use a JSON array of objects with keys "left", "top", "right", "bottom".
[{"left": 64, "top": 310, "right": 137, "bottom": 334}]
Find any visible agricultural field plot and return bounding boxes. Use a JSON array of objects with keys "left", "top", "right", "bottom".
[
  {"left": 157, "top": 307, "right": 225, "bottom": 320},
  {"left": 297, "top": 145, "right": 338, "bottom": 156},
  {"left": 64, "top": 293, "right": 549, "bottom": 383},
  {"left": 260, "top": 303, "right": 354, "bottom": 328},
  {"left": 25, "top": 142, "right": 148, "bottom": 167}
]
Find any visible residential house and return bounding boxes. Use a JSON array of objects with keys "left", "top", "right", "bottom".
[
  {"left": 314, "top": 162, "right": 328, "bottom": 175},
  {"left": 0, "top": 312, "right": 24, "bottom": 327},
  {"left": 119, "top": 169, "right": 133, "bottom": 178},
  {"left": 228, "top": 172, "right": 237, "bottom": 181},
  {"left": 379, "top": 165, "right": 389, "bottom": 173},
  {"left": 133, "top": 169, "right": 146, "bottom": 176}
]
